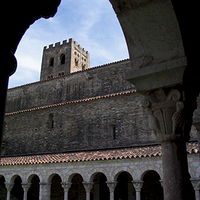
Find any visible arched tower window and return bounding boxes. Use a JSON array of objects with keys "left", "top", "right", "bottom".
[
  {"left": 60, "top": 54, "right": 65, "bottom": 65},
  {"left": 49, "top": 57, "right": 54, "bottom": 67}
]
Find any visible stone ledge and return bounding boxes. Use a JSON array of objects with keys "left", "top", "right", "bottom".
[{"left": 126, "top": 57, "right": 187, "bottom": 94}]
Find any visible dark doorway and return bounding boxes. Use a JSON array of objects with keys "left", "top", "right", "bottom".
[
  {"left": 114, "top": 172, "right": 136, "bottom": 200},
  {"left": 141, "top": 170, "right": 163, "bottom": 200},
  {"left": 68, "top": 174, "right": 86, "bottom": 200},
  {"left": 27, "top": 175, "right": 40, "bottom": 200},
  {"left": 91, "top": 173, "right": 109, "bottom": 200},
  {"left": 11, "top": 176, "right": 24, "bottom": 200},
  {"left": 0, "top": 176, "right": 6, "bottom": 199},
  {"left": 50, "top": 174, "right": 64, "bottom": 200}
]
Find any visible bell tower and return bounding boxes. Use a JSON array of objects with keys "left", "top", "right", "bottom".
[{"left": 40, "top": 38, "right": 90, "bottom": 81}]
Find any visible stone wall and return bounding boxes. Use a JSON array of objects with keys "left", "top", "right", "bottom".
[
  {"left": 6, "top": 60, "right": 134, "bottom": 113},
  {"left": 3, "top": 92, "right": 155, "bottom": 156}
]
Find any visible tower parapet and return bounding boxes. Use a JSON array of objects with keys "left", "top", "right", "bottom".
[{"left": 40, "top": 38, "right": 90, "bottom": 81}]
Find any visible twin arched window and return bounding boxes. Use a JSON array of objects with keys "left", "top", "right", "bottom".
[{"left": 49, "top": 54, "right": 65, "bottom": 67}]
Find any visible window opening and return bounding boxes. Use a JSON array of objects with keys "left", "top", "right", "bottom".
[
  {"left": 49, "top": 113, "right": 54, "bottom": 129},
  {"left": 112, "top": 125, "right": 116, "bottom": 139},
  {"left": 75, "top": 59, "right": 79, "bottom": 67},
  {"left": 49, "top": 57, "right": 54, "bottom": 67},
  {"left": 60, "top": 54, "right": 65, "bottom": 65}
]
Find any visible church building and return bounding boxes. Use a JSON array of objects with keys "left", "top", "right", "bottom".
[{"left": 0, "top": 39, "right": 199, "bottom": 200}]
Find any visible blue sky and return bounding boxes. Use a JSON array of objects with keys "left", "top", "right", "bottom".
[{"left": 8, "top": 0, "right": 129, "bottom": 88}]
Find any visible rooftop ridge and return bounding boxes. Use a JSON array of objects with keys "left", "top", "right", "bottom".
[
  {"left": 0, "top": 142, "right": 198, "bottom": 166},
  {"left": 8, "top": 58, "right": 130, "bottom": 91},
  {"left": 5, "top": 89, "right": 137, "bottom": 116}
]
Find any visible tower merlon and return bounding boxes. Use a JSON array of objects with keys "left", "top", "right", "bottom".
[{"left": 44, "top": 40, "right": 71, "bottom": 51}]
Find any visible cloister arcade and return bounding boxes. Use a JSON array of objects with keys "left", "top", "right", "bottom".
[
  {"left": 0, "top": 151, "right": 198, "bottom": 200},
  {"left": 0, "top": 170, "right": 163, "bottom": 200}
]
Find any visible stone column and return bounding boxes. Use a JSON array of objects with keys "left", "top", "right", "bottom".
[
  {"left": 193, "top": 109, "right": 200, "bottom": 150},
  {"left": 106, "top": 181, "right": 117, "bottom": 200},
  {"left": 132, "top": 180, "right": 143, "bottom": 200},
  {"left": 5, "top": 183, "right": 14, "bottom": 200},
  {"left": 61, "top": 182, "right": 71, "bottom": 200},
  {"left": 142, "top": 88, "right": 195, "bottom": 200},
  {"left": 39, "top": 182, "right": 51, "bottom": 200},
  {"left": 191, "top": 178, "right": 200, "bottom": 200},
  {"left": 22, "top": 183, "right": 31, "bottom": 200},
  {"left": 83, "top": 182, "right": 93, "bottom": 200}
]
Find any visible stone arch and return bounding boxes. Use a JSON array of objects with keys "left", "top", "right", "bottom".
[
  {"left": 141, "top": 170, "right": 163, "bottom": 200},
  {"left": 67, "top": 170, "right": 86, "bottom": 183},
  {"left": 113, "top": 168, "right": 133, "bottom": 182},
  {"left": 114, "top": 171, "right": 136, "bottom": 200},
  {"left": 68, "top": 173, "right": 86, "bottom": 200},
  {"left": 0, "top": 175, "right": 6, "bottom": 200},
  {"left": 10, "top": 175, "right": 24, "bottom": 200},
  {"left": 90, "top": 172, "right": 109, "bottom": 200},
  {"left": 50, "top": 174, "right": 64, "bottom": 200},
  {"left": 89, "top": 169, "right": 110, "bottom": 182},
  {"left": 27, "top": 174, "right": 40, "bottom": 200},
  {"left": 27, "top": 174, "right": 40, "bottom": 183},
  {"left": 140, "top": 164, "right": 163, "bottom": 180}
]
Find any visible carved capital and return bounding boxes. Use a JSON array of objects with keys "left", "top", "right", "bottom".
[
  {"left": 106, "top": 181, "right": 117, "bottom": 193},
  {"left": 132, "top": 180, "right": 143, "bottom": 191},
  {"left": 61, "top": 182, "right": 72, "bottom": 192},
  {"left": 83, "top": 182, "right": 93, "bottom": 192},
  {"left": 5, "top": 183, "right": 14, "bottom": 191},
  {"left": 142, "top": 89, "right": 186, "bottom": 142},
  {"left": 191, "top": 178, "right": 200, "bottom": 191},
  {"left": 22, "top": 183, "right": 31, "bottom": 192}
]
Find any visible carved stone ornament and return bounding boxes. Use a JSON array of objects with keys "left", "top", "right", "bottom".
[{"left": 142, "top": 89, "right": 185, "bottom": 142}]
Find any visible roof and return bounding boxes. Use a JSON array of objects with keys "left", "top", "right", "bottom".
[
  {"left": 5, "top": 90, "right": 137, "bottom": 116},
  {"left": 0, "top": 142, "right": 198, "bottom": 166}
]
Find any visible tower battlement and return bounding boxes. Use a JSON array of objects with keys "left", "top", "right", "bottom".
[{"left": 40, "top": 38, "right": 90, "bottom": 81}]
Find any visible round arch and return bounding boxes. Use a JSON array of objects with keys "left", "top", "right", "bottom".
[
  {"left": 90, "top": 172, "right": 109, "bottom": 200},
  {"left": 27, "top": 174, "right": 40, "bottom": 200},
  {"left": 68, "top": 173, "right": 86, "bottom": 200},
  {"left": 10, "top": 175, "right": 24, "bottom": 200},
  {"left": 27, "top": 174, "right": 40, "bottom": 184},
  {"left": 0, "top": 176, "right": 6, "bottom": 200},
  {"left": 47, "top": 171, "right": 63, "bottom": 184},
  {"left": 141, "top": 170, "right": 163, "bottom": 200},
  {"left": 140, "top": 165, "right": 163, "bottom": 181},
  {"left": 50, "top": 174, "right": 64, "bottom": 200},
  {"left": 89, "top": 170, "right": 110, "bottom": 182},
  {"left": 114, "top": 171, "right": 136, "bottom": 200}
]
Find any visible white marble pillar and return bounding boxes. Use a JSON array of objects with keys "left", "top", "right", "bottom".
[
  {"left": 132, "top": 180, "right": 143, "bottom": 200},
  {"left": 83, "top": 182, "right": 93, "bottom": 200},
  {"left": 5, "top": 183, "right": 14, "bottom": 200},
  {"left": 39, "top": 182, "right": 51, "bottom": 200},
  {"left": 61, "top": 182, "right": 71, "bottom": 200},
  {"left": 22, "top": 183, "right": 31, "bottom": 200},
  {"left": 191, "top": 178, "right": 200, "bottom": 200},
  {"left": 106, "top": 181, "right": 117, "bottom": 200}
]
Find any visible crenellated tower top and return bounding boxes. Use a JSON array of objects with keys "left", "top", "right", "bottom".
[{"left": 40, "top": 38, "right": 90, "bottom": 81}]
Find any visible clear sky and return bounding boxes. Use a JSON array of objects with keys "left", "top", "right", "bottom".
[{"left": 8, "top": 0, "right": 129, "bottom": 88}]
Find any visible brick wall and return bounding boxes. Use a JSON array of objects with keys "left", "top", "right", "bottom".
[
  {"left": 6, "top": 60, "right": 134, "bottom": 113},
  {"left": 3, "top": 92, "right": 155, "bottom": 156}
]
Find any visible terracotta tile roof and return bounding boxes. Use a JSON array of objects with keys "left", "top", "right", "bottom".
[
  {"left": 0, "top": 142, "right": 198, "bottom": 166},
  {"left": 5, "top": 90, "right": 137, "bottom": 116}
]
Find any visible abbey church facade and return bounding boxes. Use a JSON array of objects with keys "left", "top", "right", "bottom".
[{"left": 0, "top": 39, "right": 199, "bottom": 200}]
